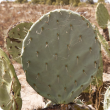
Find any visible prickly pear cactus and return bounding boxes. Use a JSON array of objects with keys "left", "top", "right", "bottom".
[
  {"left": 0, "top": 48, "right": 22, "bottom": 110},
  {"left": 22, "top": 9, "right": 101, "bottom": 104},
  {"left": 96, "top": 3, "right": 110, "bottom": 29},
  {"left": 104, "top": 86, "right": 110, "bottom": 110},
  {"left": 6, "top": 21, "right": 33, "bottom": 63}
]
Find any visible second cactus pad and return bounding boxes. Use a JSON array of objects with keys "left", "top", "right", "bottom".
[
  {"left": 6, "top": 21, "right": 33, "bottom": 63},
  {"left": 96, "top": 3, "right": 110, "bottom": 29},
  {"left": 0, "top": 48, "right": 22, "bottom": 110},
  {"left": 22, "top": 9, "right": 101, "bottom": 104}
]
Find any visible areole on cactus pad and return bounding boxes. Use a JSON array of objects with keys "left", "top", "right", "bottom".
[{"left": 21, "top": 9, "right": 101, "bottom": 104}]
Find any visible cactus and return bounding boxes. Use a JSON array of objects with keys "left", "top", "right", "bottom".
[
  {"left": 96, "top": 3, "right": 109, "bottom": 30},
  {"left": 0, "top": 48, "right": 22, "bottom": 110},
  {"left": 104, "top": 86, "right": 110, "bottom": 110},
  {"left": 96, "top": 3, "right": 110, "bottom": 41},
  {"left": 5, "top": 21, "right": 33, "bottom": 64},
  {"left": 21, "top": 9, "right": 101, "bottom": 104}
]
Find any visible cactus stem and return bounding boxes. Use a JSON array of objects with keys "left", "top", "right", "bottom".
[
  {"left": 89, "top": 47, "right": 92, "bottom": 53},
  {"left": 45, "top": 42, "right": 49, "bottom": 48},
  {"left": 36, "top": 51, "right": 39, "bottom": 57},
  {"left": 79, "top": 35, "right": 82, "bottom": 42},
  {"left": 27, "top": 61, "right": 30, "bottom": 67},
  {"left": 83, "top": 70, "right": 86, "bottom": 75},
  {"left": 65, "top": 65, "right": 68, "bottom": 72}
]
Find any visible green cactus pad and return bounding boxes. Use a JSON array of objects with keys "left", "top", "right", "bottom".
[
  {"left": 0, "top": 48, "right": 22, "bottom": 110},
  {"left": 104, "top": 86, "right": 110, "bottom": 110},
  {"left": 6, "top": 21, "right": 33, "bottom": 63},
  {"left": 96, "top": 3, "right": 110, "bottom": 29},
  {"left": 22, "top": 9, "right": 101, "bottom": 104}
]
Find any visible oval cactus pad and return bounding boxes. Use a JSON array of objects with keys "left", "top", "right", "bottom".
[
  {"left": 22, "top": 9, "right": 101, "bottom": 104},
  {"left": 96, "top": 3, "right": 110, "bottom": 29},
  {"left": 6, "top": 21, "right": 33, "bottom": 63}
]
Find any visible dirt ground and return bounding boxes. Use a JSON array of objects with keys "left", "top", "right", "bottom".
[{"left": 0, "top": 2, "right": 110, "bottom": 110}]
